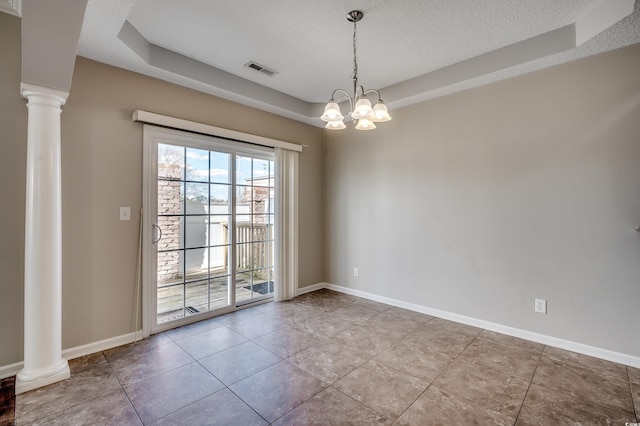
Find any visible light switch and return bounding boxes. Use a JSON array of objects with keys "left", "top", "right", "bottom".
[{"left": 120, "top": 207, "right": 131, "bottom": 221}]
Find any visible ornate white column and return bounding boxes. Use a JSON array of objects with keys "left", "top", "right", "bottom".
[{"left": 15, "top": 83, "right": 70, "bottom": 394}]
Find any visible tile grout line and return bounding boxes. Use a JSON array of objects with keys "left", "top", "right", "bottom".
[
  {"left": 113, "top": 320, "right": 268, "bottom": 424},
  {"left": 512, "top": 343, "right": 546, "bottom": 425},
  {"left": 15, "top": 291, "right": 637, "bottom": 424},
  {"left": 329, "top": 385, "right": 391, "bottom": 422},
  {"left": 268, "top": 326, "right": 333, "bottom": 423},
  {"left": 262, "top": 327, "right": 336, "bottom": 424},
  {"left": 225, "top": 384, "right": 271, "bottom": 425},
  {"left": 532, "top": 350, "right": 638, "bottom": 420},
  {"left": 398, "top": 326, "right": 494, "bottom": 422},
  {"left": 224, "top": 308, "right": 331, "bottom": 426},
  {"left": 369, "top": 316, "right": 441, "bottom": 423},
  {"left": 260, "top": 302, "right": 414, "bottom": 423},
  {"left": 626, "top": 367, "right": 640, "bottom": 422},
  {"left": 104, "top": 349, "right": 145, "bottom": 425},
  {"left": 16, "top": 360, "right": 127, "bottom": 425}
]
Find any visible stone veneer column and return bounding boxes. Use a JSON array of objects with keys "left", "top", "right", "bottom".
[{"left": 15, "top": 83, "right": 70, "bottom": 395}]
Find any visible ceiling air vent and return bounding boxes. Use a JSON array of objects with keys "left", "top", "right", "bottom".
[{"left": 244, "top": 61, "right": 278, "bottom": 77}]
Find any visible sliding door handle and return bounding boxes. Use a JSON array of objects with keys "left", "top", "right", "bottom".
[{"left": 152, "top": 224, "right": 163, "bottom": 244}]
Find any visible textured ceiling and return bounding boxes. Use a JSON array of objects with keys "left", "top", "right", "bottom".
[{"left": 74, "top": 0, "right": 640, "bottom": 126}]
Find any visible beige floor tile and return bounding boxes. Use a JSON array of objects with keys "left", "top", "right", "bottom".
[
  {"left": 516, "top": 383, "right": 637, "bottom": 425},
  {"left": 288, "top": 340, "right": 369, "bottom": 384},
  {"left": 124, "top": 362, "right": 224, "bottom": 424},
  {"left": 532, "top": 356, "right": 635, "bottom": 415},
  {"left": 150, "top": 388, "right": 268, "bottom": 426},
  {"left": 264, "top": 303, "right": 326, "bottom": 324},
  {"left": 374, "top": 340, "right": 452, "bottom": 383},
  {"left": 273, "top": 387, "right": 392, "bottom": 425},
  {"left": 333, "top": 359, "right": 429, "bottom": 420},
  {"left": 329, "top": 304, "right": 382, "bottom": 324},
  {"left": 199, "top": 341, "right": 281, "bottom": 385},
  {"left": 9, "top": 290, "right": 639, "bottom": 426},
  {"left": 230, "top": 362, "right": 327, "bottom": 423},
  {"left": 214, "top": 306, "right": 266, "bottom": 325},
  {"left": 431, "top": 357, "right": 529, "bottom": 420},
  {"left": 426, "top": 318, "right": 482, "bottom": 338},
  {"left": 543, "top": 346, "right": 629, "bottom": 386},
  {"left": 253, "top": 325, "right": 323, "bottom": 358},
  {"left": 29, "top": 389, "right": 141, "bottom": 426},
  {"left": 225, "top": 312, "right": 285, "bottom": 339},
  {"left": 102, "top": 334, "right": 173, "bottom": 364},
  {"left": 350, "top": 297, "right": 394, "bottom": 313},
  {"left": 394, "top": 386, "right": 513, "bottom": 426},
  {"left": 476, "top": 329, "right": 545, "bottom": 352},
  {"left": 292, "top": 290, "right": 356, "bottom": 312},
  {"left": 376, "top": 306, "right": 434, "bottom": 324},
  {"left": 105, "top": 340, "right": 194, "bottom": 386},
  {"left": 292, "top": 311, "right": 355, "bottom": 339},
  {"left": 365, "top": 313, "right": 426, "bottom": 337},
  {"left": 456, "top": 338, "right": 541, "bottom": 380},
  {"left": 174, "top": 326, "right": 248, "bottom": 360},
  {"left": 164, "top": 316, "right": 224, "bottom": 341},
  {"left": 629, "top": 366, "right": 640, "bottom": 420},
  {"left": 16, "top": 354, "right": 122, "bottom": 425},
  {"left": 331, "top": 324, "right": 402, "bottom": 358},
  {"left": 402, "top": 324, "right": 477, "bottom": 358}
]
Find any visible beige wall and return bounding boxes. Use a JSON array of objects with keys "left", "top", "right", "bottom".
[
  {"left": 61, "top": 58, "right": 324, "bottom": 349},
  {"left": 0, "top": 10, "right": 324, "bottom": 364},
  {"left": 0, "top": 14, "right": 26, "bottom": 367},
  {"left": 324, "top": 43, "right": 640, "bottom": 357},
  {"left": 2, "top": 7, "right": 639, "bottom": 368}
]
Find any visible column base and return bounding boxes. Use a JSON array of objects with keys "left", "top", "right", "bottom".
[{"left": 15, "top": 360, "right": 70, "bottom": 395}]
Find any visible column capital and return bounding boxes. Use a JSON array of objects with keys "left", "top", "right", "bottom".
[{"left": 21, "top": 83, "right": 69, "bottom": 106}]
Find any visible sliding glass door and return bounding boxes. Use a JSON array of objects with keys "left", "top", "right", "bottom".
[
  {"left": 144, "top": 126, "right": 274, "bottom": 333},
  {"left": 234, "top": 155, "right": 275, "bottom": 304}
]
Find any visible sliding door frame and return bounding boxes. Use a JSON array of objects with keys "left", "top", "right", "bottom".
[{"left": 142, "top": 125, "right": 275, "bottom": 336}]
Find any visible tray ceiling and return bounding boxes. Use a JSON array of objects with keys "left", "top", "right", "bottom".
[{"left": 73, "top": 0, "right": 640, "bottom": 126}]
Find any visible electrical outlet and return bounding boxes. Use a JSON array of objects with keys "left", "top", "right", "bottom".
[
  {"left": 353, "top": 267, "right": 359, "bottom": 277},
  {"left": 120, "top": 207, "right": 131, "bottom": 221},
  {"left": 535, "top": 298, "right": 547, "bottom": 314}
]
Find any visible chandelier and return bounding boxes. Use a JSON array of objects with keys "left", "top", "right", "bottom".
[{"left": 321, "top": 10, "right": 392, "bottom": 130}]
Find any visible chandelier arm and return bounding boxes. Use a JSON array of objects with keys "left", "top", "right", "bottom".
[
  {"left": 330, "top": 89, "right": 354, "bottom": 112},
  {"left": 362, "top": 88, "right": 383, "bottom": 101},
  {"left": 331, "top": 88, "right": 351, "bottom": 100}
]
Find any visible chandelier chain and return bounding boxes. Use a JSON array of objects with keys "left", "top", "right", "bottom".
[{"left": 351, "top": 19, "right": 358, "bottom": 85}]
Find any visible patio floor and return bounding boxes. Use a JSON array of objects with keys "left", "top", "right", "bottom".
[{"left": 157, "top": 271, "right": 273, "bottom": 323}]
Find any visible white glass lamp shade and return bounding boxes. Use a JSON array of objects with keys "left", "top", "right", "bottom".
[
  {"left": 325, "top": 120, "right": 346, "bottom": 130},
  {"left": 321, "top": 102, "right": 344, "bottom": 122},
  {"left": 351, "top": 97, "right": 374, "bottom": 120},
  {"left": 372, "top": 101, "right": 392, "bottom": 122},
  {"left": 355, "top": 118, "right": 376, "bottom": 130}
]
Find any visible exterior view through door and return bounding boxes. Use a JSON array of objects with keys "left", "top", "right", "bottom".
[{"left": 144, "top": 126, "right": 275, "bottom": 333}]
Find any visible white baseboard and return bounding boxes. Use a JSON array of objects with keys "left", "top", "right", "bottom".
[
  {"left": 4, "top": 280, "right": 635, "bottom": 380},
  {"left": 0, "top": 282, "right": 331, "bottom": 380},
  {"left": 298, "top": 282, "right": 327, "bottom": 295},
  {"left": 0, "top": 362, "right": 23, "bottom": 381},
  {"left": 0, "top": 330, "right": 144, "bottom": 380},
  {"left": 0, "top": 283, "right": 330, "bottom": 380},
  {"left": 324, "top": 283, "right": 640, "bottom": 369},
  {"left": 62, "top": 330, "right": 145, "bottom": 361}
]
